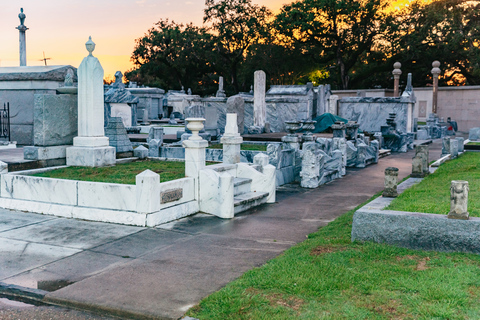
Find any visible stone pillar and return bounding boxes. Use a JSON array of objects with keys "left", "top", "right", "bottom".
[
  {"left": 216, "top": 76, "right": 226, "bottom": 97},
  {"left": 411, "top": 145, "right": 429, "bottom": 178},
  {"left": 221, "top": 113, "right": 243, "bottom": 164},
  {"left": 431, "top": 61, "right": 441, "bottom": 114},
  {"left": 331, "top": 121, "right": 346, "bottom": 138},
  {"left": 300, "top": 142, "right": 324, "bottom": 188},
  {"left": 392, "top": 62, "right": 402, "bottom": 97},
  {"left": 328, "top": 95, "right": 339, "bottom": 115},
  {"left": 136, "top": 170, "right": 161, "bottom": 214},
  {"left": 226, "top": 96, "right": 245, "bottom": 134},
  {"left": 253, "top": 70, "right": 266, "bottom": 128},
  {"left": 456, "top": 137, "right": 465, "bottom": 153},
  {"left": 383, "top": 167, "right": 399, "bottom": 198},
  {"left": 441, "top": 137, "right": 450, "bottom": 157},
  {"left": 317, "top": 85, "right": 326, "bottom": 116},
  {"left": 450, "top": 139, "right": 459, "bottom": 159},
  {"left": 66, "top": 37, "right": 116, "bottom": 167},
  {"left": 16, "top": 8, "right": 28, "bottom": 66},
  {"left": 182, "top": 118, "right": 208, "bottom": 178},
  {"left": 448, "top": 180, "right": 469, "bottom": 220}
]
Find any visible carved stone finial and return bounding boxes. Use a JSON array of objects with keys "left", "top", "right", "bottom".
[
  {"left": 431, "top": 60, "right": 441, "bottom": 75},
  {"left": 392, "top": 62, "right": 402, "bottom": 76},
  {"left": 18, "top": 8, "right": 26, "bottom": 26},
  {"left": 405, "top": 73, "right": 413, "bottom": 92},
  {"left": 64, "top": 68, "right": 74, "bottom": 87},
  {"left": 85, "top": 36, "right": 95, "bottom": 56}
]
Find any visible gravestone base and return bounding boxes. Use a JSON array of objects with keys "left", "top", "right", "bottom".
[
  {"left": 66, "top": 146, "right": 116, "bottom": 167},
  {"left": 447, "top": 212, "right": 469, "bottom": 220},
  {"left": 24, "top": 145, "right": 68, "bottom": 160}
]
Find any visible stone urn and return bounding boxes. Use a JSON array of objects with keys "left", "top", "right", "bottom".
[
  {"left": 186, "top": 118, "right": 205, "bottom": 140},
  {"left": 301, "top": 120, "right": 317, "bottom": 141},
  {"left": 285, "top": 121, "right": 302, "bottom": 136}
]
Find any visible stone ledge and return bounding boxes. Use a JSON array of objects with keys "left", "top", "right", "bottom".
[{"left": 352, "top": 208, "right": 480, "bottom": 254}]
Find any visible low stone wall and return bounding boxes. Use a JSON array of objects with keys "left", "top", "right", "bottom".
[
  {"left": 160, "top": 146, "right": 264, "bottom": 163},
  {"left": 0, "top": 172, "right": 197, "bottom": 227},
  {"left": 351, "top": 178, "right": 480, "bottom": 254}
]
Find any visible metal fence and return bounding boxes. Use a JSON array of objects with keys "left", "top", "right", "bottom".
[{"left": 0, "top": 103, "right": 11, "bottom": 141}]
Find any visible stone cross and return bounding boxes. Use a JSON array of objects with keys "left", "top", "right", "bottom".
[
  {"left": 383, "top": 167, "right": 399, "bottom": 197},
  {"left": 448, "top": 180, "right": 469, "bottom": 220},
  {"left": 16, "top": 8, "right": 28, "bottom": 66},
  {"left": 113, "top": 71, "right": 125, "bottom": 89},
  {"left": 431, "top": 61, "right": 441, "bottom": 113},
  {"left": 253, "top": 70, "right": 266, "bottom": 128},
  {"left": 392, "top": 62, "right": 402, "bottom": 97}
]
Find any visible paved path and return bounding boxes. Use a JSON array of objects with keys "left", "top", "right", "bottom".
[{"left": 0, "top": 141, "right": 442, "bottom": 319}]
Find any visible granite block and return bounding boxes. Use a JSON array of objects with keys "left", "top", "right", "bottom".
[{"left": 33, "top": 94, "right": 78, "bottom": 146}]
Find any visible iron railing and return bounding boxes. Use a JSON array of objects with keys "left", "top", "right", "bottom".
[{"left": 0, "top": 103, "right": 11, "bottom": 141}]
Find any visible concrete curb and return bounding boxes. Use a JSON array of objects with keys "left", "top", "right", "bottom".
[{"left": 0, "top": 281, "right": 48, "bottom": 303}]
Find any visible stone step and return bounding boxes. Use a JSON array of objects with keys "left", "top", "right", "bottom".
[
  {"left": 234, "top": 177, "right": 252, "bottom": 196},
  {"left": 234, "top": 191, "right": 269, "bottom": 215},
  {"left": 207, "top": 163, "right": 237, "bottom": 176}
]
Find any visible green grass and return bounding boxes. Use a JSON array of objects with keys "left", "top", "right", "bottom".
[
  {"left": 31, "top": 160, "right": 186, "bottom": 184},
  {"left": 417, "top": 121, "right": 427, "bottom": 125},
  {"left": 187, "top": 194, "right": 480, "bottom": 319},
  {"left": 388, "top": 152, "right": 480, "bottom": 217},
  {"left": 467, "top": 142, "right": 480, "bottom": 145},
  {"left": 208, "top": 144, "right": 267, "bottom": 151}
]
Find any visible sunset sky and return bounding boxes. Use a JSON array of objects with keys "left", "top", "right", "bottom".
[{"left": 0, "top": 0, "right": 417, "bottom": 79}]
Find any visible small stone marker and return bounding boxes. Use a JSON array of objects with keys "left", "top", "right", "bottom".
[
  {"left": 411, "top": 145, "right": 429, "bottom": 178},
  {"left": 383, "top": 167, "right": 399, "bottom": 198},
  {"left": 134, "top": 145, "right": 148, "bottom": 159},
  {"left": 448, "top": 180, "right": 469, "bottom": 220}
]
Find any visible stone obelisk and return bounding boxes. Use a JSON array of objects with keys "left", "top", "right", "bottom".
[
  {"left": 16, "top": 8, "right": 28, "bottom": 66},
  {"left": 66, "top": 37, "right": 116, "bottom": 167}
]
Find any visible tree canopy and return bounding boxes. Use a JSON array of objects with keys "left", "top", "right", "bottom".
[{"left": 125, "top": 0, "right": 480, "bottom": 95}]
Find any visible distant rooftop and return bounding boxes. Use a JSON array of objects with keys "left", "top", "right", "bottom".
[{"left": 0, "top": 65, "right": 77, "bottom": 81}]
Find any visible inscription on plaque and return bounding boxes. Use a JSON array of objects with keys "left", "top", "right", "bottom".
[{"left": 160, "top": 188, "right": 183, "bottom": 204}]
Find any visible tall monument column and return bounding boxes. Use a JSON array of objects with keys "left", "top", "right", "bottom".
[
  {"left": 16, "top": 8, "right": 28, "bottom": 66},
  {"left": 392, "top": 62, "right": 402, "bottom": 97},
  {"left": 431, "top": 60, "right": 441, "bottom": 114},
  {"left": 66, "top": 37, "right": 116, "bottom": 167}
]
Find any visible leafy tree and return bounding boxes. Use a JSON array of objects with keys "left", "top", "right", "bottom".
[
  {"left": 204, "top": 0, "right": 271, "bottom": 93},
  {"left": 389, "top": 0, "right": 480, "bottom": 87},
  {"left": 273, "top": 0, "right": 390, "bottom": 89},
  {"left": 125, "top": 19, "right": 216, "bottom": 95}
]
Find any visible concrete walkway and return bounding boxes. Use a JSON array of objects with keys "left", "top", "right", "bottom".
[{"left": 0, "top": 141, "right": 442, "bottom": 319}]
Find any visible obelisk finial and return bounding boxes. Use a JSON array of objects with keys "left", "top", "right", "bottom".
[{"left": 85, "top": 36, "right": 95, "bottom": 56}]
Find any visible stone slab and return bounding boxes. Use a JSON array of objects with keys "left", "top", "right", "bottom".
[
  {"left": 77, "top": 181, "right": 136, "bottom": 211},
  {"left": 0, "top": 209, "right": 55, "bottom": 232},
  {"left": 45, "top": 234, "right": 292, "bottom": 320},
  {"left": 90, "top": 228, "right": 192, "bottom": 258},
  {"left": 0, "top": 218, "right": 142, "bottom": 250},
  {"left": 33, "top": 94, "right": 77, "bottom": 146},
  {"left": 1, "top": 174, "right": 77, "bottom": 205},
  {"left": 66, "top": 146, "right": 116, "bottom": 167},
  {"left": 23, "top": 145, "right": 68, "bottom": 160},
  {"left": 0, "top": 237, "right": 80, "bottom": 280},
  {"left": 352, "top": 208, "right": 480, "bottom": 254},
  {"left": 3, "top": 250, "right": 133, "bottom": 290}
]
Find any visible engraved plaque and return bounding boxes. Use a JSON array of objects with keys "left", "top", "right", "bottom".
[{"left": 160, "top": 188, "right": 183, "bottom": 204}]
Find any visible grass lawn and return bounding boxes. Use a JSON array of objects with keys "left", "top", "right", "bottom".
[
  {"left": 32, "top": 160, "right": 186, "bottom": 184},
  {"left": 187, "top": 195, "right": 480, "bottom": 319},
  {"left": 388, "top": 152, "right": 480, "bottom": 217},
  {"left": 208, "top": 143, "right": 267, "bottom": 151},
  {"left": 467, "top": 142, "right": 480, "bottom": 145}
]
